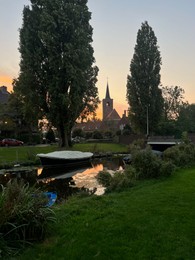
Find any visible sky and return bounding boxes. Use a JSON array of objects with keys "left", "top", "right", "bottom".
[{"left": 0, "top": 0, "right": 195, "bottom": 119}]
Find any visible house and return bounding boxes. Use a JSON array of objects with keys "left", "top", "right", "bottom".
[{"left": 0, "top": 86, "right": 10, "bottom": 104}]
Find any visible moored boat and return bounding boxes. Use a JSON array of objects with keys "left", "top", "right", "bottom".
[{"left": 36, "top": 150, "right": 93, "bottom": 167}]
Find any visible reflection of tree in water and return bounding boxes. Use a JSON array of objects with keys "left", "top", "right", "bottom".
[
  {"left": 92, "top": 157, "right": 124, "bottom": 171},
  {"left": 0, "top": 169, "right": 37, "bottom": 187}
]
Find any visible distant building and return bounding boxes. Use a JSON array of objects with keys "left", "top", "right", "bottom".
[
  {"left": 0, "top": 86, "right": 10, "bottom": 104},
  {"left": 102, "top": 82, "right": 114, "bottom": 120},
  {"left": 74, "top": 82, "right": 130, "bottom": 133}
]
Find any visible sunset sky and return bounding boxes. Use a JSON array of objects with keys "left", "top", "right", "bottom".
[{"left": 0, "top": 0, "right": 195, "bottom": 118}]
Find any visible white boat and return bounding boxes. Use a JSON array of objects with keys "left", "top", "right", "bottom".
[{"left": 37, "top": 151, "right": 93, "bottom": 167}]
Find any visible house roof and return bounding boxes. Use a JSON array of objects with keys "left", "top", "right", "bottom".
[
  {"left": 0, "top": 86, "right": 10, "bottom": 104},
  {"left": 75, "top": 121, "right": 102, "bottom": 132},
  {"left": 105, "top": 109, "right": 121, "bottom": 121}
]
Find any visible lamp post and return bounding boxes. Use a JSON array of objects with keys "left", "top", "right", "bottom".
[{"left": 146, "top": 106, "right": 149, "bottom": 137}]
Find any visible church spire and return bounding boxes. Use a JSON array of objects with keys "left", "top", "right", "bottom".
[{"left": 105, "top": 81, "right": 111, "bottom": 99}]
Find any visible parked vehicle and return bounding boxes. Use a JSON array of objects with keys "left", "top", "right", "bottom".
[{"left": 0, "top": 138, "right": 24, "bottom": 146}]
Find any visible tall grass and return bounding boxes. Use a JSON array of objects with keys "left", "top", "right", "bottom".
[{"left": 0, "top": 180, "right": 56, "bottom": 258}]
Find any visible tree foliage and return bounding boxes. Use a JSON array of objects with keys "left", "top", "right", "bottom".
[
  {"left": 162, "top": 85, "right": 187, "bottom": 120},
  {"left": 126, "top": 21, "right": 163, "bottom": 134},
  {"left": 16, "top": 0, "right": 99, "bottom": 147},
  {"left": 177, "top": 104, "right": 195, "bottom": 133}
]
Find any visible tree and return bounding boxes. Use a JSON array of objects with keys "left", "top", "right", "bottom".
[
  {"left": 16, "top": 0, "right": 99, "bottom": 147},
  {"left": 126, "top": 21, "right": 163, "bottom": 134},
  {"left": 177, "top": 104, "right": 195, "bottom": 133},
  {"left": 8, "top": 85, "right": 40, "bottom": 138},
  {"left": 162, "top": 85, "right": 187, "bottom": 120}
]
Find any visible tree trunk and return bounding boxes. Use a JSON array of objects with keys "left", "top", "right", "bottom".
[{"left": 58, "top": 123, "right": 69, "bottom": 148}]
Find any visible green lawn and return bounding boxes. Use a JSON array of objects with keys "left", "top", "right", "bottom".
[
  {"left": 17, "top": 167, "right": 195, "bottom": 260},
  {"left": 0, "top": 145, "right": 57, "bottom": 165}
]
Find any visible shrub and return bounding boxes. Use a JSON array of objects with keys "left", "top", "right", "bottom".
[
  {"left": 104, "top": 131, "right": 113, "bottom": 139},
  {"left": 131, "top": 147, "right": 162, "bottom": 179},
  {"left": 46, "top": 129, "right": 56, "bottom": 143},
  {"left": 72, "top": 128, "right": 85, "bottom": 138},
  {"left": 92, "top": 130, "right": 103, "bottom": 139},
  {"left": 85, "top": 132, "right": 93, "bottom": 139},
  {"left": 163, "top": 143, "right": 195, "bottom": 167},
  {"left": 160, "top": 161, "right": 176, "bottom": 177},
  {"left": 107, "top": 168, "right": 136, "bottom": 193},
  {"left": 96, "top": 170, "right": 112, "bottom": 187},
  {"left": 0, "top": 180, "right": 56, "bottom": 257},
  {"left": 96, "top": 167, "right": 136, "bottom": 193}
]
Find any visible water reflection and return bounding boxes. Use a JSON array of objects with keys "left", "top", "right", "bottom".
[{"left": 0, "top": 157, "right": 124, "bottom": 200}]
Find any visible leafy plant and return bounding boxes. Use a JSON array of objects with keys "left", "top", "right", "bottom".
[
  {"left": 163, "top": 142, "right": 195, "bottom": 167},
  {"left": 159, "top": 161, "right": 176, "bottom": 177},
  {"left": 0, "top": 180, "right": 56, "bottom": 257},
  {"left": 96, "top": 167, "right": 136, "bottom": 193},
  {"left": 96, "top": 170, "right": 112, "bottom": 187},
  {"left": 131, "top": 147, "right": 162, "bottom": 179}
]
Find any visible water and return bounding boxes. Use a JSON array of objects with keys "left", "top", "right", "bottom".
[{"left": 0, "top": 157, "right": 124, "bottom": 200}]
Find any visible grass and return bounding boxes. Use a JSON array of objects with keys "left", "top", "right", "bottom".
[
  {"left": 0, "top": 145, "right": 57, "bottom": 165},
  {"left": 15, "top": 167, "right": 195, "bottom": 259},
  {"left": 0, "top": 143, "right": 128, "bottom": 166}
]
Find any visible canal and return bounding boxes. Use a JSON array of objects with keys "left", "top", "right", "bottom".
[{"left": 0, "top": 156, "right": 125, "bottom": 201}]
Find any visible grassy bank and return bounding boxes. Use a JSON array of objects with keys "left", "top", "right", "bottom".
[
  {"left": 0, "top": 143, "right": 128, "bottom": 167},
  {"left": 16, "top": 167, "right": 195, "bottom": 259}
]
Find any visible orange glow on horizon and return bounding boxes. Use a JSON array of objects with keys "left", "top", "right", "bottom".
[
  {"left": 0, "top": 74, "right": 128, "bottom": 118},
  {"left": 0, "top": 75, "right": 13, "bottom": 92}
]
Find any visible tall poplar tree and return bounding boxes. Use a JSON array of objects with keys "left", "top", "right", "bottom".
[
  {"left": 126, "top": 21, "right": 163, "bottom": 134},
  {"left": 16, "top": 0, "right": 99, "bottom": 147}
]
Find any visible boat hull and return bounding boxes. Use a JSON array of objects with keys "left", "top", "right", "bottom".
[
  {"left": 37, "top": 151, "right": 93, "bottom": 167},
  {"left": 39, "top": 156, "right": 92, "bottom": 167}
]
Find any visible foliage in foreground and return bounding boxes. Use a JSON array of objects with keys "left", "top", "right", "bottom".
[
  {"left": 0, "top": 180, "right": 56, "bottom": 258},
  {"left": 16, "top": 168, "right": 195, "bottom": 259}
]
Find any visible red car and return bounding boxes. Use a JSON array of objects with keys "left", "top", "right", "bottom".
[{"left": 0, "top": 138, "right": 24, "bottom": 146}]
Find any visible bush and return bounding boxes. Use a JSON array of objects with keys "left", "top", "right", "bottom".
[
  {"left": 131, "top": 147, "right": 162, "bottom": 179},
  {"left": 163, "top": 143, "right": 195, "bottom": 167},
  {"left": 92, "top": 130, "right": 103, "bottom": 139},
  {"left": 96, "top": 171, "right": 112, "bottom": 187},
  {"left": 107, "top": 168, "right": 136, "bottom": 193},
  {"left": 160, "top": 161, "right": 176, "bottom": 177},
  {"left": 96, "top": 167, "right": 136, "bottom": 193},
  {"left": 85, "top": 132, "right": 93, "bottom": 139},
  {"left": 0, "top": 180, "right": 56, "bottom": 257},
  {"left": 46, "top": 129, "right": 56, "bottom": 143},
  {"left": 72, "top": 128, "right": 85, "bottom": 138},
  {"left": 104, "top": 131, "right": 113, "bottom": 139},
  {"left": 19, "top": 133, "right": 41, "bottom": 145}
]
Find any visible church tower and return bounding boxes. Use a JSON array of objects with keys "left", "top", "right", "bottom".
[{"left": 102, "top": 82, "right": 113, "bottom": 120}]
